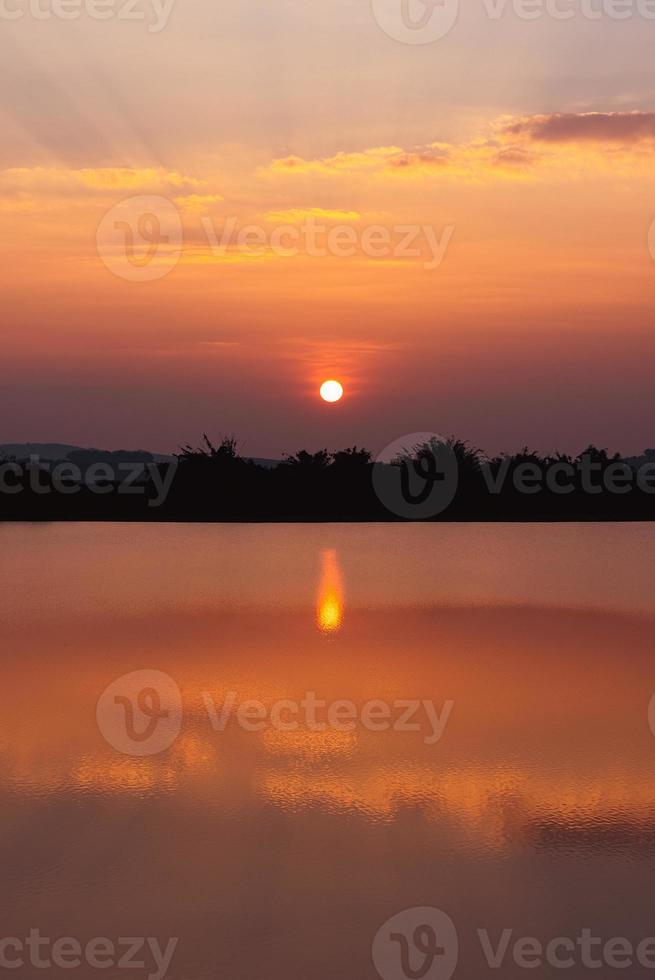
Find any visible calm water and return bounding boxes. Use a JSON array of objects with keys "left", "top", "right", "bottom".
[{"left": 2, "top": 523, "right": 655, "bottom": 979}]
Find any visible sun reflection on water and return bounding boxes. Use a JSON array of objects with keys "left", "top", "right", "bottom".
[{"left": 316, "top": 548, "right": 344, "bottom": 633}]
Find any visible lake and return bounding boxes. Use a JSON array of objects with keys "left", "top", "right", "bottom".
[{"left": 1, "top": 523, "right": 655, "bottom": 979}]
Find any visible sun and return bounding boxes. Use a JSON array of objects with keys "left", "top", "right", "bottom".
[{"left": 319, "top": 379, "right": 344, "bottom": 403}]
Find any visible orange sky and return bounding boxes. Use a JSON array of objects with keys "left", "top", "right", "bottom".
[{"left": 1, "top": 3, "right": 655, "bottom": 455}]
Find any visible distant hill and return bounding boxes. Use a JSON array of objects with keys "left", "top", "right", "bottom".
[
  {"left": 623, "top": 449, "right": 655, "bottom": 469},
  {"left": 0, "top": 443, "right": 173, "bottom": 463},
  {"left": 0, "top": 442, "right": 280, "bottom": 468},
  {"left": 0, "top": 443, "right": 89, "bottom": 460}
]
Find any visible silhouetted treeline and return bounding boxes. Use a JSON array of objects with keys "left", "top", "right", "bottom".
[{"left": 3, "top": 434, "right": 655, "bottom": 521}]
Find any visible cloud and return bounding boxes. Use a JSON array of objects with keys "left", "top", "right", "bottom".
[
  {"left": 175, "top": 193, "right": 224, "bottom": 214},
  {"left": 266, "top": 139, "right": 535, "bottom": 182},
  {"left": 0, "top": 167, "right": 215, "bottom": 233},
  {"left": 0, "top": 167, "right": 203, "bottom": 196},
  {"left": 78, "top": 168, "right": 202, "bottom": 191},
  {"left": 0, "top": 167, "right": 206, "bottom": 224},
  {"left": 263, "top": 207, "right": 361, "bottom": 223},
  {"left": 266, "top": 147, "right": 404, "bottom": 176},
  {"left": 388, "top": 145, "right": 452, "bottom": 172},
  {"left": 502, "top": 111, "right": 655, "bottom": 144},
  {"left": 264, "top": 110, "right": 655, "bottom": 184}
]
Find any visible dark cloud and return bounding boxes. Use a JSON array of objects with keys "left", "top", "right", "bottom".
[{"left": 505, "top": 111, "right": 655, "bottom": 144}]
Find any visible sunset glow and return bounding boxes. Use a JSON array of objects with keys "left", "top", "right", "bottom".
[{"left": 1, "top": 2, "right": 653, "bottom": 459}]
